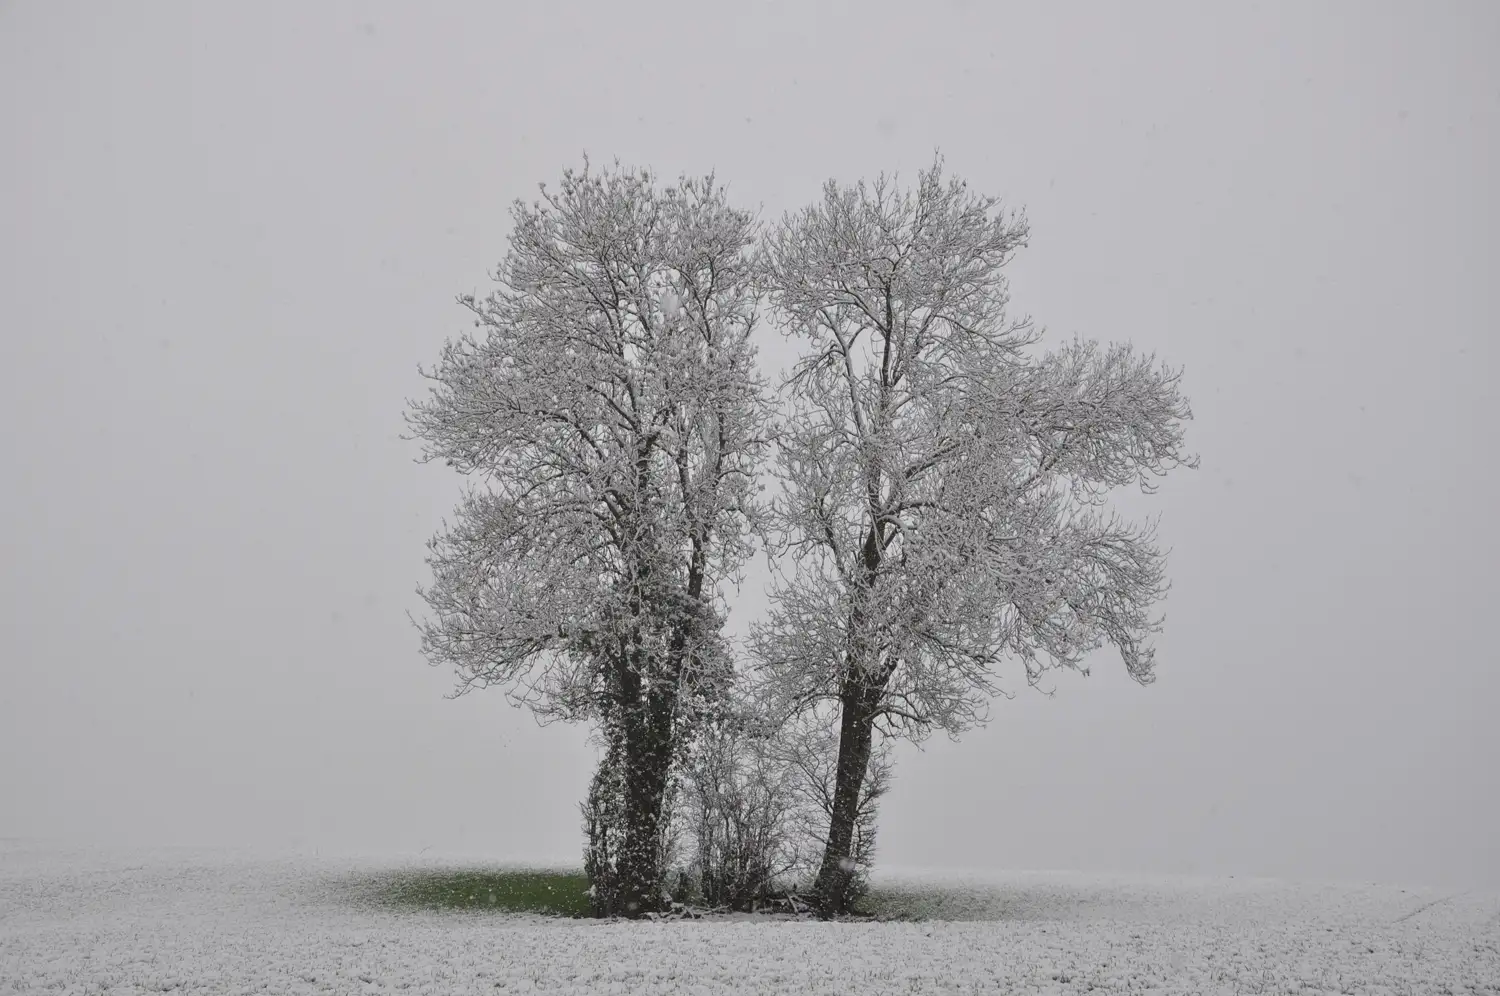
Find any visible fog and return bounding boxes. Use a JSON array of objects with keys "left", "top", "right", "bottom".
[{"left": 2, "top": 1, "right": 1495, "bottom": 890}]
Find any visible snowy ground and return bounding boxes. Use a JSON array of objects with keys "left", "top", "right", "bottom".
[{"left": 2, "top": 841, "right": 1496, "bottom": 995}]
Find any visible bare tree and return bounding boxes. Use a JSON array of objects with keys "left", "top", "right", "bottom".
[
  {"left": 753, "top": 155, "right": 1197, "bottom": 914},
  {"left": 406, "top": 159, "right": 769, "bottom": 917},
  {"left": 679, "top": 710, "right": 800, "bottom": 910}
]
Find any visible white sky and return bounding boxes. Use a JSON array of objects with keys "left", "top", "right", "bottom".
[{"left": 2, "top": 1, "right": 1495, "bottom": 890}]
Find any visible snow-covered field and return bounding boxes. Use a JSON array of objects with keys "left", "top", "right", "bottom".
[{"left": 2, "top": 841, "right": 1496, "bottom": 995}]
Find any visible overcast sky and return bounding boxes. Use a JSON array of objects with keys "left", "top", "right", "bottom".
[{"left": 2, "top": 1, "right": 1495, "bottom": 890}]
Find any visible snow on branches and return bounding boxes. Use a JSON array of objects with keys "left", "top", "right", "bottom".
[
  {"left": 406, "top": 154, "right": 1195, "bottom": 916},
  {"left": 407, "top": 161, "right": 769, "bottom": 723},
  {"left": 753, "top": 154, "right": 1197, "bottom": 741}
]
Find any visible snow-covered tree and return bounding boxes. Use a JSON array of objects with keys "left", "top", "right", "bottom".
[
  {"left": 406, "top": 159, "right": 769, "bottom": 917},
  {"left": 753, "top": 156, "right": 1197, "bottom": 914}
]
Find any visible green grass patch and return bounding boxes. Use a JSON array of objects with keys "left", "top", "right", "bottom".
[
  {"left": 360, "top": 867, "right": 593, "bottom": 918},
  {"left": 344, "top": 868, "right": 994, "bottom": 921}
]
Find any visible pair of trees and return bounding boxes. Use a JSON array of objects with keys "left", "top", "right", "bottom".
[{"left": 405, "top": 156, "right": 1195, "bottom": 917}]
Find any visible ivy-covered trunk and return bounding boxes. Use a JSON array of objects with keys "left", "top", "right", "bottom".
[
  {"left": 581, "top": 742, "right": 625, "bottom": 917},
  {"left": 585, "top": 656, "right": 678, "bottom": 917},
  {"left": 615, "top": 696, "right": 677, "bottom": 916},
  {"left": 586, "top": 578, "right": 713, "bottom": 918},
  {"left": 584, "top": 728, "right": 676, "bottom": 917}
]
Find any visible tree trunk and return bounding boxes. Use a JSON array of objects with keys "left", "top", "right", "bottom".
[
  {"left": 587, "top": 552, "right": 710, "bottom": 918},
  {"left": 614, "top": 690, "right": 675, "bottom": 917},
  {"left": 812, "top": 523, "right": 891, "bottom": 917},
  {"left": 812, "top": 679, "right": 879, "bottom": 916}
]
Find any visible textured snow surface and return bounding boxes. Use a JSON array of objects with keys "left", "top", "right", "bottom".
[{"left": 3, "top": 842, "right": 1497, "bottom": 995}]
